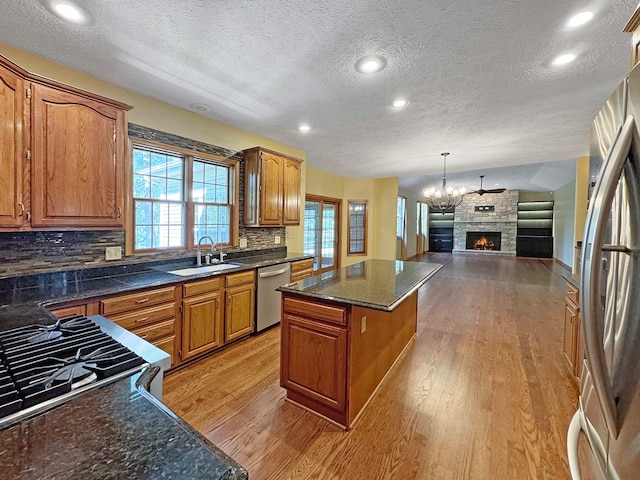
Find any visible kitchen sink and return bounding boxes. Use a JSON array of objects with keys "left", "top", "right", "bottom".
[{"left": 167, "top": 263, "right": 241, "bottom": 276}]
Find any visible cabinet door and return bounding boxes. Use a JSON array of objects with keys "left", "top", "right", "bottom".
[
  {"left": 182, "top": 291, "right": 223, "bottom": 360},
  {"left": 280, "top": 314, "right": 347, "bottom": 412},
  {"left": 259, "top": 152, "right": 283, "bottom": 225},
  {"left": 0, "top": 63, "right": 25, "bottom": 228},
  {"left": 224, "top": 283, "right": 255, "bottom": 342},
  {"left": 563, "top": 301, "right": 578, "bottom": 374},
  {"left": 283, "top": 158, "right": 301, "bottom": 225},
  {"left": 30, "top": 83, "right": 125, "bottom": 228}
]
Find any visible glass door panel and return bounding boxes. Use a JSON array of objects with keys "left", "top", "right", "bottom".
[{"left": 304, "top": 197, "right": 340, "bottom": 274}]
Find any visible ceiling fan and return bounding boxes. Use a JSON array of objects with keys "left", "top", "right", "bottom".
[{"left": 469, "top": 175, "right": 506, "bottom": 196}]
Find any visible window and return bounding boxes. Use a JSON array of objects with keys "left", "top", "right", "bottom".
[
  {"left": 304, "top": 195, "right": 341, "bottom": 274},
  {"left": 131, "top": 140, "right": 238, "bottom": 252},
  {"left": 347, "top": 200, "right": 367, "bottom": 255},
  {"left": 396, "top": 196, "right": 406, "bottom": 239}
]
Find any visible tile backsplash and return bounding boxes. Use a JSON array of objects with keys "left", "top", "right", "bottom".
[{"left": 0, "top": 124, "right": 285, "bottom": 278}]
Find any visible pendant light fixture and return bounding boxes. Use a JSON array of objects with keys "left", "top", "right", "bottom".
[{"left": 422, "top": 152, "right": 466, "bottom": 213}]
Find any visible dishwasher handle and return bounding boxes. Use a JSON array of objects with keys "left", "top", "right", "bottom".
[{"left": 259, "top": 267, "right": 290, "bottom": 278}]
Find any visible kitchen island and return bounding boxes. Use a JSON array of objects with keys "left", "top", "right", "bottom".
[{"left": 277, "top": 259, "right": 442, "bottom": 429}]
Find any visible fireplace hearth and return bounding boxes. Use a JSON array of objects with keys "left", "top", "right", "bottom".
[{"left": 466, "top": 232, "right": 502, "bottom": 251}]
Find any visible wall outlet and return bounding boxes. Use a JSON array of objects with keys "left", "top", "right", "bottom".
[
  {"left": 361, "top": 315, "right": 367, "bottom": 333},
  {"left": 105, "top": 246, "right": 122, "bottom": 261},
  {"left": 275, "top": 235, "right": 281, "bottom": 245},
  {"left": 239, "top": 238, "right": 248, "bottom": 248}
]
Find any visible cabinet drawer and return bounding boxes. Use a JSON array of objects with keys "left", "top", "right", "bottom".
[
  {"left": 152, "top": 335, "right": 176, "bottom": 365},
  {"left": 283, "top": 296, "right": 347, "bottom": 326},
  {"left": 566, "top": 283, "right": 579, "bottom": 305},
  {"left": 132, "top": 318, "right": 176, "bottom": 343},
  {"left": 183, "top": 277, "right": 221, "bottom": 297},
  {"left": 100, "top": 287, "right": 176, "bottom": 315},
  {"left": 225, "top": 270, "right": 255, "bottom": 287},
  {"left": 291, "top": 258, "right": 313, "bottom": 273},
  {"left": 107, "top": 303, "right": 176, "bottom": 330},
  {"left": 291, "top": 270, "right": 313, "bottom": 283},
  {"left": 50, "top": 304, "right": 87, "bottom": 319}
]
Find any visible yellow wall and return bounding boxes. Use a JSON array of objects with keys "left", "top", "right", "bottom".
[
  {"left": 301, "top": 166, "right": 398, "bottom": 264},
  {"left": 0, "top": 43, "right": 304, "bottom": 160},
  {"left": 574, "top": 156, "right": 589, "bottom": 243}
]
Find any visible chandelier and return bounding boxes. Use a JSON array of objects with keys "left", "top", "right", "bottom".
[{"left": 422, "top": 152, "right": 466, "bottom": 213}]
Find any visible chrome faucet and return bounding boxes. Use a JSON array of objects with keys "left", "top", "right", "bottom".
[{"left": 196, "top": 235, "right": 216, "bottom": 266}]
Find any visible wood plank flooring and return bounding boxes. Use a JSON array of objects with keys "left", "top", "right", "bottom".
[{"left": 163, "top": 254, "right": 578, "bottom": 479}]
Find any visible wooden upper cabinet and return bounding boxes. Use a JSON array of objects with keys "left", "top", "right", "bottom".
[
  {"left": 0, "top": 53, "right": 131, "bottom": 231},
  {"left": 260, "top": 151, "right": 284, "bottom": 225},
  {"left": 244, "top": 146, "right": 302, "bottom": 227},
  {"left": 0, "top": 62, "right": 26, "bottom": 229},
  {"left": 625, "top": 8, "right": 640, "bottom": 68},
  {"left": 283, "top": 158, "right": 301, "bottom": 225},
  {"left": 30, "top": 83, "right": 127, "bottom": 228}
]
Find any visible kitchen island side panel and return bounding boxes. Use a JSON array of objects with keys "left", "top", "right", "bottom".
[{"left": 348, "top": 292, "right": 418, "bottom": 424}]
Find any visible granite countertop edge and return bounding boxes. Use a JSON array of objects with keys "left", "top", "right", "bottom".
[{"left": 561, "top": 272, "right": 580, "bottom": 290}]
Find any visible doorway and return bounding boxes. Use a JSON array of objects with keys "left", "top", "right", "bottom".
[{"left": 304, "top": 195, "right": 341, "bottom": 274}]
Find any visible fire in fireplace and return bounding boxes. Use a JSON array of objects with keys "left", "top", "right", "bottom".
[{"left": 466, "top": 232, "right": 502, "bottom": 251}]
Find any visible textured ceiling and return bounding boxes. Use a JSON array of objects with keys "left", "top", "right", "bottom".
[{"left": 0, "top": 0, "right": 636, "bottom": 193}]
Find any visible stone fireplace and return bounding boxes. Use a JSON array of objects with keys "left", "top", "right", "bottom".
[
  {"left": 451, "top": 190, "right": 518, "bottom": 256},
  {"left": 466, "top": 231, "right": 502, "bottom": 251}
]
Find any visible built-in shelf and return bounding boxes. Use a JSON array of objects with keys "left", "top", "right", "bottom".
[
  {"left": 516, "top": 201, "right": 553, "bottom": 257},
  {"left": 428, "top": 208, "right": 454, "bottom": 252}
]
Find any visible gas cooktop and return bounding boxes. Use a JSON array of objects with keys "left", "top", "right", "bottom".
[{"left": 0, "top": 315, "right": 147, "bottom": 429}]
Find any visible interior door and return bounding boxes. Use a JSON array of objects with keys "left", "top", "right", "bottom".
[{"left": 304, "top": 196, "right": 341, "bottom": 274}]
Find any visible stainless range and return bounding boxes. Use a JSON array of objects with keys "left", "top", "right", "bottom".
[{"left": 0, "top": 314, "right": 170, "bottom": 429}]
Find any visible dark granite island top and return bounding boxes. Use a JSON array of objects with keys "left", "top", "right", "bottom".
[
  {"left": 277, "top": 259, "right": 442, "bottom": 429},
  {"left": 277, "top": 259, "right": 443, "bottom": 311}
]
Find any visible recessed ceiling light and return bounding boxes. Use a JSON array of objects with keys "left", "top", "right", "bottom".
[
  {"left": 390, "top": 98, "right": 409, "bottom": 109},
  {"left": 552, "top": 53, "right": 576, "bottom": 66},
  {"left": 298, "top": 124, "right": 311, "bottom": 132},
  {"left": 355, "top": 55, "right": 387, "bottom": 74},
  {"left": 47, "top": 0, "right": 91, "bottom": 24},
  {"left": 566, "top": 11, "right": 594, "bottom": 29}
]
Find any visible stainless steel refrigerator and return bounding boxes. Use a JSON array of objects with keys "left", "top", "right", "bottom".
[{"left": 567, "top": 64, "right": 640, "bottom": 479}]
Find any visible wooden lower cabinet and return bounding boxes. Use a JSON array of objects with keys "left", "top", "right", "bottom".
[
  {"left": 181, "top": 290, "right": 223, "bottom": 360},
  {"left": 281, "top": 314, "right": 347, "bottom": 413},
  {"left": 50, "top": 269, "right": 256, "bottom": 369},
  {"left": 224, "top": 282, "right": 255, "bottom": 342},
  {"left": 99, "top": 286, "right": 179, "bottom": 367},
  {"left": 290, "top": 258, "right": 314, "bottom": 282},
  {"left": 562, "top": 282, "right": 581, "bottom": 380},
  {"left": 280, "top": 292, "right": 418, "bottom": 429}
]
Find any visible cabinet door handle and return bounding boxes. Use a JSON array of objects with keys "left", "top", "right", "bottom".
[
  {"left": 140, "top": 334, "right": 149, "bottom": 339},
  {"left": 117, "top": 207, "right": 122, "bottom": 218},
  {"left": 25, "top": 212, "right": 31, "bottom": 222},
  {"left": 216, "top": 298, "right": 220, "bottom": 308},
  {"left": 135, "top": 316, "right": 149, "bottom": 323},
  {"left": 18, "top": 203, "right": 25, "bottom": 216},
  {"left": 135, "top": 298, "right": 150, "bottom": 304}
]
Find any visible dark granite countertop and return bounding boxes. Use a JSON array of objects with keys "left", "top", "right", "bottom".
[
  {"left": 0, "top": 368, "right": 247, "bottom": 479},
  {"left": 277, "top": 259, "right": 442, "bottom": 311},
  {"left": 561, "top": 273, "right": 580, "bottom": 290},
  {"left": 0, "top": 250, "right": 312, "bottom": 331},
  {"left": 0, "top": 249, "right": 311, "bottom": 479}
]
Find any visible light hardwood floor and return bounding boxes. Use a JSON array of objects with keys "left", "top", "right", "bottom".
[{"left": 163, "top": 253, "right": 578, "bottom": 479}]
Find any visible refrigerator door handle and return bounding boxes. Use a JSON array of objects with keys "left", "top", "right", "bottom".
[
  {"left": 581, "top": 115, "right": 635, "bottom": 439},
  {"left": 567, "top": 410, "right": 583, "bottom": 480}
]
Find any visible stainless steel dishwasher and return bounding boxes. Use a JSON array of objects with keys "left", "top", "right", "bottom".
[{"left": 256, "top": 262, "right": 291, "bottom": 332}]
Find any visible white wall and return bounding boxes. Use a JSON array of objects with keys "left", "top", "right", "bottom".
[
  {"left": 553, "top": 180, "right": 576, "bottom": 268},
  {"left": 398, "top": 187, "right": 420, "bottom": 259}
]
